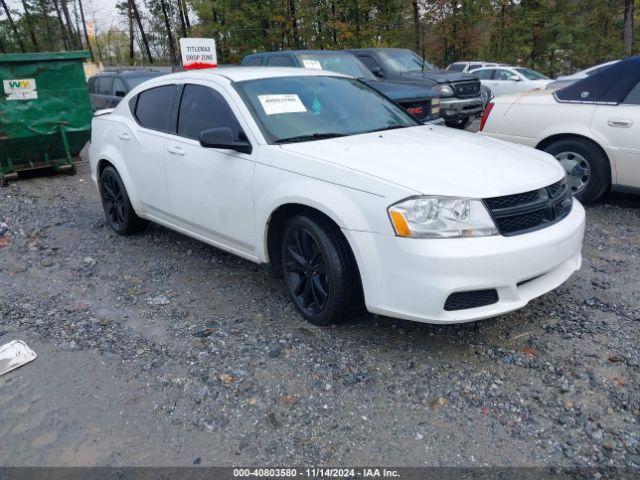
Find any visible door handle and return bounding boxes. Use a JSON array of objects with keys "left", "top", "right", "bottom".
[
  {"left": 167, "top": 145, "right": 186, "bottom": 155},
  {"left": 607, "top": 118, "right": 633, "bottom": 128},
  {"left": 117, "top": 132, "right": 130, "bottom": 140}
]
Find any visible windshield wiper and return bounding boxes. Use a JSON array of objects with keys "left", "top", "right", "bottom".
[
  {"left": 362, "top": 125, "right": 409, "bottom": 134},
  {"left": 274, "top": 132, "right": 347, "bottom": 144}
]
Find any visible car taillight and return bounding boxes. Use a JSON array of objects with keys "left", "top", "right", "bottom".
[{"left": 479, "top": 102, "right": 494, "bottom": 131}]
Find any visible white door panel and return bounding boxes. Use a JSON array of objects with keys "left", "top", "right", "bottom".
[
  {"left": 126, "top": 127, "right": 172, "bottom": 216},
  {"left": 164, "top": 137, "right": 256, "bottom": 252},
  {"left": 591, "top": 105, "right": 640, "bottom": 188}
]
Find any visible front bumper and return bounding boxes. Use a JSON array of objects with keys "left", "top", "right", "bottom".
[
  {"left": 344, "top": 201, "right": 585, "bottom": 324},
  {"left": 440, "top": 97, "right": 484, "bottom": 121}
]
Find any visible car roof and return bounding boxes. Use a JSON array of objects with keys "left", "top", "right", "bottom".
[
  {"left": 473, "top": 66, "right": 514, "bottom": 70},
  {"left": 155, "top": 66, "right": 346, "bottom": 83},
  {"left": 246, "top": 50, "right": 352, "bottom": 57},
  {"left": 346, "top": 48, "right": 409, "bottom": 52}
]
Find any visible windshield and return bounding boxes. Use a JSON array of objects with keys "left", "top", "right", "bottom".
[
  {"left": 296, "top": 54, "right": 376, "bottom": 80},
  {"left": 514, "top": 68, "right": 548, "bottom": 80},
  {"left": 236, "top": 76, "right": 418, "bottom": 144},
  {"left": 378, "top": 50, "right": 434, "bottom": 74}
]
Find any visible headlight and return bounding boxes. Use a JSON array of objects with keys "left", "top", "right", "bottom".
[
  {"left": 388, "top": 196, "right": 499, "bottom": 239},
  {"left": 439, "top": 85, "right": 454, "bottom": 97}
]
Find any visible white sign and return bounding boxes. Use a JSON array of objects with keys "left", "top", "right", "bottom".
[
  {"left": 302, "top": 59, "right": 323, "bottom": 70},
  {"left": 258, "top": 94, "right": 307, "bottom": 115},
  {"left": 179, "top": 38, "right": 217, "bottom": 69},
  {"left": 3, "top": 78, "right": 37, "bottom": 100}
]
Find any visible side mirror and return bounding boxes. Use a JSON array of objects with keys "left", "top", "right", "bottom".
[
  {"left": 199, "top": 127, "right": 252, "bottom": 154},
  {"left": 509, "top": 75, "right": 521, "bottom": 82},
  {"left": 371, "top": 66, "right": 384, "bottom": 78},
  {"left": 115, "top": 90, "right": 126, "bottom": 97}
]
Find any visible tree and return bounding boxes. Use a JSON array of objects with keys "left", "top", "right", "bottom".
[
  {"left": 412, "top": 0, "right": 420, "bottom": 54},
  {"left": 21, "top": 0, "right": 39, "bottom": 49},
  {"left": 131, "top": 0, "right": 152, "bottom": 63},
  {"left": 51, "top": 0, "right": 71, "bottom": 49},
  {"left": 624, "top": 0, "right": 634, "bottom": 55},
  {"left": 1, "top": 0, "right": 26, "bottom": 52},
  {"left": 159, "top": 0, "right": 177, "bottom": 64},
  {"left": 77, "top": 0, "right": 93, "bottom": 59}
]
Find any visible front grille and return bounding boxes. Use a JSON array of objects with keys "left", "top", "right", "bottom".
[
  {"left": 400, "top": 99, "right": 433, "bottom": 121},
  {"left": 444, "top": 289, "right": 499, "bottom": 311},
  {"left": 484, "top": 179, "right": 573, "bottom": 236},
  {"left": 452, "top": 80, "right": 481, "bottom": 98}
]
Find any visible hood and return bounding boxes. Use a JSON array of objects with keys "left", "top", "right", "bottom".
[
  {"left": 401, "top": 70, "right": 476, "bottom": 84},
  {"left": 280, "top": 126, "right": 564, "bottom": 198},
  {"left": 362, "top": 79, "right": 439, "bottom": 101}
]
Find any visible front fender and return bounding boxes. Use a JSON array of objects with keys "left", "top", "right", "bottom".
[{"left": 253, "top": 163, "right": 392, "bottom": 262}]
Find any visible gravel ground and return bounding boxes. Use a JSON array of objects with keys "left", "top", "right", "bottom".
[{"left": 0, "top": 157, "right": 639, "bottom": 467}]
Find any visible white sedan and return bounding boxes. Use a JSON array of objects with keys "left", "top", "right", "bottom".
[
  {"left": 90, "top": 67, "right": 584, "bottom": 325},
  {"left": 480, "top": 56, "right": 640, "bottom": 203},
  {"left": 472, "top": 66, "right": 552, "bottom": 97}
]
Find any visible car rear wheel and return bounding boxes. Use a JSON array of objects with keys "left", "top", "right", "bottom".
[
  {"left": 281, "top": 214, "right": 361, "bottom": 326},
  {"left": 542, "top": 138, "right": 610, "bottom": 204},
  {"left": 99, "top": 166, "right": 147, "bottom": 235}
]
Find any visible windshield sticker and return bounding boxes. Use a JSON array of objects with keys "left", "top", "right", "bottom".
[
  {"left": 302, "top": 59, "right": 323, "bottom": 70},
  {"left": 258, "top": 94, "right": 307, "bottom": 115}
]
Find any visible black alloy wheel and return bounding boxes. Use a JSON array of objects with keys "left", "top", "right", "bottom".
[
  {"left": 280, "top": 214, "right": 362, "bottom": 325},
  {"left": 283, "top": 227, "right": 329, "bottom": 315},
  {"left": 99, "top": 166, "right": 146, "bottom": 235}
]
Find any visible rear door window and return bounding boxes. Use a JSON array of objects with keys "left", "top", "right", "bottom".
[
  {"left": 357, "top": 54, "right": 381, "bottom": 71},
  {"left": 473, "top": 69, "right": 494, "bottom": 80},
  {"left": 448, "top": 63, "right": 466, "bottom": 72},
  {"left": 96, "top": 76, "right": 113, "bottom": 95},
  {"left": 112, "top": 77, "right": 127, "bottom": 96},
  {"left": 266, "top": 56, "right": 293, "bottom": 67},
  {"left": 623, "top": 81, "right": 640, "bottom": 105},
  {"left": 494, "top": 69, "right": 514, "bottom": 80},
  {"left": 244, "top": 57, "right": 263, "bottom": 66},
  {"left": 134, "top": 85, "right": 179, "bottom": 132},
  {"left": 177, "top": 84, "right": 242, "bottom": 140}
]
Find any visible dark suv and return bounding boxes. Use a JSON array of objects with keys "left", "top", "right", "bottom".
[
  {"left": 344, "top": 48, "right": 484, "bottom": 128},
  {"left": 241, "top": 50, "right": 442, "bottom": 123},
  {"left": 87, "top": 69, "right": 165, "bottom": 111}
]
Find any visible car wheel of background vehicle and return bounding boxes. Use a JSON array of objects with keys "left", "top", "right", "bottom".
[
  {"left": 281, "top": 214, "right": 361, "bottom": 326},
  {"left": 99, "top": 166, "right": 147, "bottom": 235},
  {"left": 445, "top": 118, "right": 471, "bottom": 129},
  {"left": 543, "top": 139, "right": 609, "bottom": 204}
]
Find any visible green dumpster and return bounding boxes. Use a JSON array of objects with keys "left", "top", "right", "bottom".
[{"left": 0, "top": 51, "right": 92, "bottom": 186}]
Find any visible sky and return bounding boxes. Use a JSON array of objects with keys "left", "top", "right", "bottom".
[{"left": 6, "top": 0, "right": 125, "bottom": 31}]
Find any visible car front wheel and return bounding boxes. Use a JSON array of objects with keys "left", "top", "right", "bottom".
[
  {"left": 542, "top": 138, "right": 610, "bottom": 204},
  {"left": 99, "top": 166, "right": 147, "bottom": 235},
  {"left": 280, "top": 214, "right": 361, "bottom": 326}
]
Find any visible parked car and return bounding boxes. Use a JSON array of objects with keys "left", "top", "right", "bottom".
[
  {"left": 472, "top": 66, "right": 552, "bottom": 97},
  {"left": 90, "top": 67, "right": 584, "bottom": 325},
  {"left": 344, "top": 48, "right": 484, "bottom": 129},
  {"left": 88, "top": 69, "right": 165, "bottom": 111},
  {"left": 547, "top": 60, "right": 620, "bottom": 90},
  {"left": 447, "top": 61, "right": 501, "bottom": 73},
  {"left": 480, "top": 56, "right": 640, "bottom": 203},
  {"left": 241, "top": 50, "right": 441, "bottom": 123}
]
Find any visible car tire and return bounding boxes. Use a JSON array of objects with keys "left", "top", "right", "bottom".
[
  {"left": 99, "top": 166, "right": 147, "bottom": 235},
  {"left": 445, "top": 117, "right": 471, "bottom": 129},
  {"left": 280, "top": 213, "right": 362, "bottom": 326},
  {"left": 542, "top": 138, "right": 610, "bottom": 204}
]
